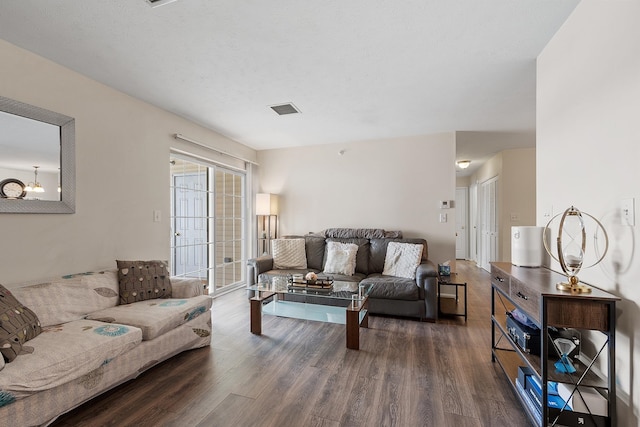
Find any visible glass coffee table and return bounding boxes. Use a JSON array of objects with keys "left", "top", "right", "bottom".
[{"left": 249, "top": 277, "right": 371, "bottom": 350}]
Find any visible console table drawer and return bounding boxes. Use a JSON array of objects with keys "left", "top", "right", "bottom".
[
  {"left": 546, "top": 298, "right": 611, "bottom": 331},
  {"left": 491, "top": 265, "right": 510, "bottom": 295},
  {"left": 510, "top": 277, "right": 540, "bottom": 323}
]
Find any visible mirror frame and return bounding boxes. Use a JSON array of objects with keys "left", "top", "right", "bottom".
[{"left": 0, "top": 96, "right": 75, "bottom": 214}]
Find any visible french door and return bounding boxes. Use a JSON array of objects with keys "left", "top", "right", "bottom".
[{"left": 170, "top": 154, "right": 246, "bottom": 295}]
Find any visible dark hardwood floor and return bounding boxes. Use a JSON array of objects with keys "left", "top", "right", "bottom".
[{"left": 52, "top": 260, "right": 527, "bottom": 427}]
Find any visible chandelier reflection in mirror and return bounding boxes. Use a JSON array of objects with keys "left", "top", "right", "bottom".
[
  {"left": 25, "top": 166, "right": 45, "bottom": 193},
  {"left": 543, "top": 206, "right": 608, "bottom": 293}
]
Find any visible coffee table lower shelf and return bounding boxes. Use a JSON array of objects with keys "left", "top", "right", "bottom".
[{"left": 250, "top": 293, "right": 369, "bottom": 350}]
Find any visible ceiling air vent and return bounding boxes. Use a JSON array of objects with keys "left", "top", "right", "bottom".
[
  {"left": 146, "top": 0, "right": 179, "bottom": 8},
  {"left": 270, "top": 103, "right": 301, "bottom": 115}
]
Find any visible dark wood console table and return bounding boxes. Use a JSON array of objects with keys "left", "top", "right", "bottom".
[{"left": 490, "top": 262, "right": 619, "bottom": 427}]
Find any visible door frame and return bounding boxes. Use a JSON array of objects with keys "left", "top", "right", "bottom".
[{"left": 169, "top": 153, "right": 248, "bottom": 296}]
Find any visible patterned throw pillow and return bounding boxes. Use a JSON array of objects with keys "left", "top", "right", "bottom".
[
  {"left": 382, "top": 242, "right": 424, "bottom": 279},
  {"left": 116, "top": 260, "right": 172, "bottom": 305},
  {"left": 272, "top": 239, "right": 307, "bottom": 269},
  {"left": 0, "top": 284, "right": 42, "bottom": 363},
  {"left": 323, "top": 241, "right": 359, "bottom": 276}
]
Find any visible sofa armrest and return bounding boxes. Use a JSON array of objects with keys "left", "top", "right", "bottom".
[
  {"left": 246, "top": 255, "right": 274, "bottom": 286},
  {"left": 170, "top": 277, "right": 207, "bottom": 298},
  {"left": 416, "top": 260, "right": 438, "bottom": 321}
]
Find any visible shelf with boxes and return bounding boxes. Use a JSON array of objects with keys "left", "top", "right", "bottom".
[{"left": 490, "top": 262, "right": 619, "bottom": 427}]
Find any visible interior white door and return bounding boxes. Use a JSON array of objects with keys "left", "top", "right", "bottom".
[
  {"left": 479, "top": 176, "right": 499, "bottom": 272},
  {"left": 455, "top": 187, "right": 469, "bottom": 259},
  {"left": 469, "top": 182, "right": 478, "bottom": 264}
]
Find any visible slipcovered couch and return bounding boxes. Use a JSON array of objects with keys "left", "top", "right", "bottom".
[
  {"left": 247, "top": 228, "right": 439, "bottom": 321},
  {"left": 0, "top": 264, "right": 211, "bottom": 426}
]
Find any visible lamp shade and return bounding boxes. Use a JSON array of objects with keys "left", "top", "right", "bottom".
[{"left": 256, "top": 193, "right": 278, "bottom": 215}]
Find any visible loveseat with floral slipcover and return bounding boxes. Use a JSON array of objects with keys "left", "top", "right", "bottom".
[{"left": 0, "top": 261, "right": 211, "bottom": 426}]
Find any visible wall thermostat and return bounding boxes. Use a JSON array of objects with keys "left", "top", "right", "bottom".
[{"left": 440, "top": 200, "right": 451, "bottom": 209}]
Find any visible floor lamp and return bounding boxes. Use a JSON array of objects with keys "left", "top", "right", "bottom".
[{"left": 256, "top": 193, "right": 278, "bottom": 255}]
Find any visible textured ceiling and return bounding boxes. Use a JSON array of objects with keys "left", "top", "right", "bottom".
[{"left": 0, "top": 0, "right": 578, "bottom": 159}]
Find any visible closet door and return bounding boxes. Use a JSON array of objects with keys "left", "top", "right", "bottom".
[{"left": 479, "top": 177, "right": 498, "bottom": 272}]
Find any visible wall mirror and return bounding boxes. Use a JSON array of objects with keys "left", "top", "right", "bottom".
[{"left": 0, "top": 96, "right": 75, "bottom": 213}]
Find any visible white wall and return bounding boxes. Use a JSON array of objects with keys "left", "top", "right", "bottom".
[
  {"left": 0, "top": 39, "right": 256, "bottom": 285},
  {"left": 257, "top": 133, "right": 456, "bottom": 265},
  {"left": 501, "top": 148, "right": 536, "bottom": 261},
  {"left": 470, "top": 147, "right": 536, "bottom": 263},
  {"left": 538, "top": 2, "right": 640, "bottom": 424}
]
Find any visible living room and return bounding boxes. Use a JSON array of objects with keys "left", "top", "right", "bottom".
[{"left": 0, "top": 1, "right": 638, "bottom": 426}]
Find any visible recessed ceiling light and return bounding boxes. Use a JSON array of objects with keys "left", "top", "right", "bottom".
[
  {"left": 269, "top": 103, "right": 301, "bottom": 115},
  {"left": 146, "top": 0, "right": 179, "bottom": 8}
]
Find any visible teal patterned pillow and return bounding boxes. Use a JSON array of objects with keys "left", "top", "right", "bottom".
[
  {"left": 0, "top": 284, "right": 42, "bottom": 362},
  {"left": 116, "top": 260, "right": 172, "bottom": 305}
]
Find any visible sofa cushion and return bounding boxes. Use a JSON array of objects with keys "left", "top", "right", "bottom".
[
  {"left": 272, "top": 239, "right": 307, "bottom": 270},
  {"left": 85, "top": 296, "right": 212, "bottom": 341},
  {"left": 323, "top": 241, "right": 358, "bottom": 276},
  {"left": 369, "top": 238, "right": 428, "bottom": 274},
  {"left": 361, "top": 275, "right": 421, "bottom": 300},
  {"left": 0, "top": 284, "right": 42, "bottom": 363},
  {"left": 304, "top": 235, "right": 326, "bottom": 270},
  {"left": 382, "top": 242, "right": 424, "bottom": 279},
  {"left": 11, "top": 270, "right": 119, "bottom": 328},
  {"left": 117, "top": 260, "right": 172, "bottom": 305},
  {"left": 0, "top": 319, "right": 141, "bottom": 394}
]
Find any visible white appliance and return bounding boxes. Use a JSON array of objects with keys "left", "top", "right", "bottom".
[{"left": 511, "top": 226, "right": 543, "bottom": 267}]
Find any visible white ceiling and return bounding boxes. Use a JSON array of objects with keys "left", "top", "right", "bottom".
[{"left": 0, "top": 1, "right": 579, "bottom": 165}]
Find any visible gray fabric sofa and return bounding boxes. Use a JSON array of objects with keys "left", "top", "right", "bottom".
[
  {"left": 0, "top": 270, "right": 211, "bottom": 427},
  {"left": 247, "top": 228, "right": 438, "bottom": 321}
]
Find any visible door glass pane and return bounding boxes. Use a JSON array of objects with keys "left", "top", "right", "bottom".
[{"left": 170, "top": 155, "right": 245, "bottom": 295}]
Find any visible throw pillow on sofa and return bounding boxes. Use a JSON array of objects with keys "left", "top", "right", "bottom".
[
  {"left": 116, "top": 260, "right": 172, "bottom": 305},
  {"left": 323, "top": 241, "right": 358, "bottom": 276},
  {"left": 382, "top": 242, "right": 423, "bottom": 279},
  {"left": 0, "top": 283, "right": 42, "bottom": 363},
  {"left": 272, "top": 239, "right": 307, "bottom": 269}
]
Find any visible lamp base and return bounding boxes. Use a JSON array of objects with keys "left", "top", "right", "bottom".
[{"left": 556, "top": 282, "right": 592, "bottom": 294}]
